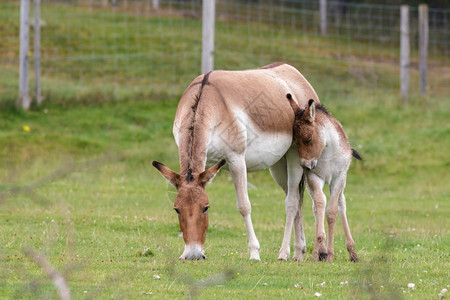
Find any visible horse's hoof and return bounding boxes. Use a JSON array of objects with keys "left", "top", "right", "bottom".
[
  {"left": 250, "top": 251, "right": 261, "bottom": 261},
  {"left": 277, "top": 250, "right": 290, "bottom": 261}
]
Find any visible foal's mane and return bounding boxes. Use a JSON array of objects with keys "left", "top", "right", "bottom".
[
  {"left": 295, "top": 103, "right": 331, "bottom": 120},
  {"left": 315, "top": 104, "right": 330, "bottom": 116}
]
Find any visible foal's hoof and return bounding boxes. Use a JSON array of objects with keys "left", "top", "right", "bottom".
[
  {"left": 350, "top": 253, "right": 359, "bottom": 262},
  {"left": 319, "top": 252, "right": 328, "bottom": 261},
  {"left": 326, "top": 254, "right": 334, "bottom": 263}
]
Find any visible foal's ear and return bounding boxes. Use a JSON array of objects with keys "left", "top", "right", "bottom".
[
  {"left": 152, "top": 161, "right": 181, "bottom": 189},
  {"left": 286, "top": 93, "right": 301, "bottom": 115},
  {"left": 305, "top": 99, "right": 316, "bottom": 123},
  {"left": 199, "top": 159, "right": 226, "bottom": 187}
]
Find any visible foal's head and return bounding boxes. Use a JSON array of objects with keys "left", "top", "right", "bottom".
[
  {"left": 152, "top": 159, "right": 226, "bottom": 260},
  {"left": 286, "top": 94, "right": 324, "bottom": 170}
]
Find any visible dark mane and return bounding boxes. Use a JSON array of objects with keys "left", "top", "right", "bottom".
[
  {"left": 185, "top": 71, "right": 213, "bottom": 180},
  {"left": 296, "top": 103, "right": 330, "bottom": 120},
  {"left": 315, "top": 104, "right": 330, "bottom": 116}
]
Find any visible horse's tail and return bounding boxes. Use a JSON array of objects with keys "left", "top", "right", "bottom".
[{"left": 352, "top": 148, "right": 363, "bottom": 161}]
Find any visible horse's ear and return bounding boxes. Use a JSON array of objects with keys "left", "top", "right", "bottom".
[
  {"left": 286, "top": 93, "right": 301, "bottom": 115},
  {"left": 199, "top": 159, "right": 226, "bottom": 187},
  {"left": 305, "top": 99, "right": 316, "bottom": 123},
  {"left": 153, "top": 161, "right": 181, "bottom": 189}
]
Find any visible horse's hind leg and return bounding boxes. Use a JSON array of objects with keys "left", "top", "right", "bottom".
[
  {"left": 326, "top": 175, "right": 346, "bottom": 263},
  {"left": 338, "top": 192, "right": 358, "bottom": 262},
  {"left": 288, "top": 148, "right": 306, "bottom": 261},
  {"left": 271, "top": 148, "right": 305, "bottom": 261},
  {"left": 292, "top": 192, "right": 306, "bottom": 261}
]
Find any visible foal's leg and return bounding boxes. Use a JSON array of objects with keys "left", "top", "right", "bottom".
[
  {"left": 277, "top": 148, "right": 305, "bottom": 260},
  {"left": 228, "top": 155, "right": 261, "bottom": 261},
  {"left": 338, "top": 192, "right": 359, "bottom": 262},
  {"left": 307, "top": 174, "right": 327, "bottom": 261},
  {"left": 326, "top": 175, "right": 347, "bottom": 263}
]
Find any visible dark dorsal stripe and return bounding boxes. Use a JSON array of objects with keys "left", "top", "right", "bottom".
[
  {"left": 185, "top": 71, "right": 212, "bottom": 181},
  {"left": 259, "top": 62, "right": 285, "bottom": 69}
]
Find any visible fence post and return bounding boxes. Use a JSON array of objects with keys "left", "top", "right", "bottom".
[
  {"left": 419, "top": 4, "right": 428, "bottom": 97},
  {"left": 34, "top": 0, "right": 42, "bottom": 105},
  {"left": 152, "top": 0, "right": 159, "bottom": 10},
  {"left": 201, "top": 0, "right": 215, "bottom": 74},
  {"left": 320, "top": 0, "right": 327, "bottom": 36},
  {"left": 400, "top": 5, "right": 410, "bottom": 104},
  {"left": 18, "top": 0, "right": 31, "bottom": 110}
]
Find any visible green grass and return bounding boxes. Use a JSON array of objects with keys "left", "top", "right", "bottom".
[
  {"left": 1, "top": 2, "right": 449, "bottom": 299},
  {"left": 1, "top": 93, "right": 448, "bottom": 299}
]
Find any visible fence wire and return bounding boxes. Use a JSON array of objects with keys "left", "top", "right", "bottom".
[{"left": 0, "top": 0, "right": 448, "bottom": 104}]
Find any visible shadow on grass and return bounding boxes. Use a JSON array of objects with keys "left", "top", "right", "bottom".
[{"left": 350, "top": 237, "right": 403, "bottom": 300}]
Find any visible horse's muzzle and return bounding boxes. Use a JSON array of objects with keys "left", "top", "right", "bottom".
[{"left": 179, "top": 244, "right": 206, "bottom": 260}]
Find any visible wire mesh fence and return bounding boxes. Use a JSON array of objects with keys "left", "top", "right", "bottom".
[{"left": 0, "top": 0, "right": 448, "bottom": 105}]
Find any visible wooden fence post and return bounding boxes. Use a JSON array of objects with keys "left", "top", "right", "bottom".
[
  {"left": 34, "top": 0, "right": 42, "bottom": 105},
  {"left": 320, "top": 0, "right": 327, "bottom": 36},
  {"left": 400, "top": 5, "right": 410, "bottom": 104},
  {"left": 419, "top": 4, "right": 428, "bottom": 97},
  {"left": 201, "top": 0, "right": 215, "bottom": 74},
  {"left": 19, "top": 0, "right": 31, "bottom": 110}
]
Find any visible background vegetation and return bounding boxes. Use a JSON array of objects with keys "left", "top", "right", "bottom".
[{"left": 0, "top": 1, "right": 448, "bottom": 299}]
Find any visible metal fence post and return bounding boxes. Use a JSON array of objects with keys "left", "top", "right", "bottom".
[
  {"left": 320, "top": 0, "right": 327, "bottom": 36},
  {"left": 34, "top": 0, "right": 42, "bottom": 105},
  {"left": 19, "top": 0, "right": 31, "bottom": 110},
  {"left": 419, "top": 4, "right": 428, "bottom": 97},
  {"left": 400, "top": 5, "right": 410, "bottom": 104},
  {"left": 152, "top": 0, "right": 159, "bottom": 10},
  {"left": 201, "top": 0, "right": 215, "bottom": 74}
]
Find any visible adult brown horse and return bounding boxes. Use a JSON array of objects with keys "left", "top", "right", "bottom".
[{"left": 153, "top": 63, "right": 319, "bottom": 260}]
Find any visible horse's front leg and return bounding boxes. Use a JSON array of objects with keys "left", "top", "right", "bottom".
[
  {"left": 228, "top": 155, "right": 260, "bottom": 261},
  {"left": 306, "top": 173, "right": 327, "bottom": 261}
]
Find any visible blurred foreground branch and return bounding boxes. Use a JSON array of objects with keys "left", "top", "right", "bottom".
[{"left": 24, "top": 248, "right": 71, "bottom": 300}]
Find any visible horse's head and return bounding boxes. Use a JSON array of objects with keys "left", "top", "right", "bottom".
[
  {"left": 152, "top": 159, "right": 226, "bottom": 260},
  {"left": 287, "top": 94, "right": 324, "bottom": 170}
]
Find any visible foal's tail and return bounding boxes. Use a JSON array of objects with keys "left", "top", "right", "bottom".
[
  {"left": 352, "top": 148, "right": 363, "bottom": 161},
  {"left": 299, "top": 173, "right": 306, "bottom": 204}
]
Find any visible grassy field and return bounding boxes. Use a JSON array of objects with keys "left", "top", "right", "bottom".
[{"left": 1, "top": 2, "right": 449, "bottom": 299}]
